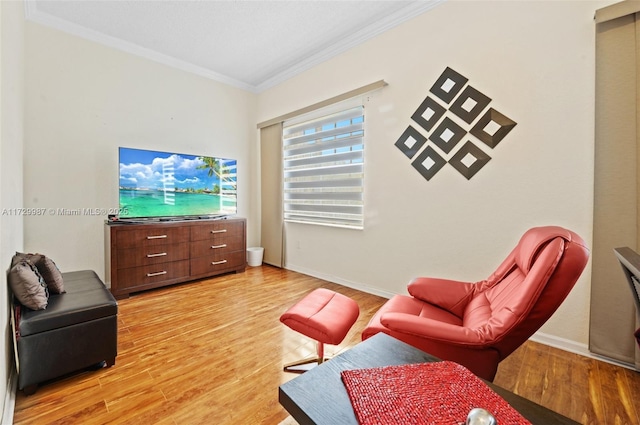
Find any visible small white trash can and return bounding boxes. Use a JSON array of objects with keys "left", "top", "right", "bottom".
[{"left": 247, "top": 247, "right": 264, "bottom": 267}]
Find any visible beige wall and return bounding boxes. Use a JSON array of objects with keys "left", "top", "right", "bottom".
[
  {"left": 0, "top": 0, "right": 24, "bottom": 419},
  {"left": 257, "top": 0, "right": 615, "bottom": 351},
  {"left": 23, "top": 22, "right": 259, "bottom": 283}
]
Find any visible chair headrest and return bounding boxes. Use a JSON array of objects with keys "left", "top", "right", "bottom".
[{"left": 515, "top": 226, "right": 574, "bottom": 274}]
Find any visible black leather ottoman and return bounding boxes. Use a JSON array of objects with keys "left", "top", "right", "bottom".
[{"left": 13, "top": 270, "right": 118, "bottom": 395}]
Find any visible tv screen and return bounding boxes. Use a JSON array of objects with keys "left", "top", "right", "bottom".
[{"left": 118, "top": 147, "right": 237, "bottom": 220}]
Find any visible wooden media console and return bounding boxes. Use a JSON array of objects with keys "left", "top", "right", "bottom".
[{"left": 105, "top": 217, "right": 246, "bottom": 299}]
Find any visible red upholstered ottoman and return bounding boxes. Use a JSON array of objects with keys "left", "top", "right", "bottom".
[{"left": 280, "top": 288, "right": 359, "bottom": 372}]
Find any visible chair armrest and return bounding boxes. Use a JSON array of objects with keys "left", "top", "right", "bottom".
[
  {"left": 408, "top": 278, "right": 475, "bottom": 318},
  {"left": 380, "top": 312, "right": 487, "bottom": 347},
  {"left": 380, "top": 310, "right": 516, "bottom": 349}
]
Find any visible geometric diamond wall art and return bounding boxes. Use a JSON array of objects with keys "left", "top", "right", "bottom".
[
  {"left": 394, "top": 67, "right": 517, "bottom": 181},
  {"left": 411, "top": 96, "right": 446, "bottom": 132},
  {"left": 428, "top": 117, "right": 466, "bottom": 154},
  {"left": 430, "top": 67, "right": 469, "bottom": 104},
  {"left": 449, "top": 141, "right": 491, "bottom": 180},
  {"left": 470, "top": 108, "right": 517, "bottom": 148},
  {"left": 411, "top": 145, "right": 447, "bottom": 181},
  {"left": 395, "top": 126, "right": 427, "bottom": 159},
  {"left": 450, "top": 86, "right": 492, "bottom": 124}
]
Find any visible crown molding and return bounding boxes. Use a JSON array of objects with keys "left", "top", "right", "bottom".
[
  {"left": 24, "top": 0, "right": 445, "bottom": 94},
  {"left": 24, "top": 0, "right": 257, "bottom": 92},
  {"left": 255, "top": 0, "right": 445, "bottom": 92}
]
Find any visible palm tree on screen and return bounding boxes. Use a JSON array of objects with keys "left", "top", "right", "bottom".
[{"left": 196, "top": 157, "right": 220, "bottom": 178}]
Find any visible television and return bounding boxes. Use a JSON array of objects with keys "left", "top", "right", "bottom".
[{"left": 118, "top": 147, "right": 237, "bottom": 221}]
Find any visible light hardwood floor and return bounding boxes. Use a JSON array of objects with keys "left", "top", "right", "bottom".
[{"left": 12, "top": 265, "right": 640, "bottom": 424}]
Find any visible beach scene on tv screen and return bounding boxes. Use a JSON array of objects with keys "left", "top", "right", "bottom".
[{"left": 119, "top": 148, "right": 237, "bottom": 218}]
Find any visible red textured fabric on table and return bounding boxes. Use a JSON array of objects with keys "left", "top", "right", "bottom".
[{"left": 340, "top": 361, "right": 531, "bottom": 425}]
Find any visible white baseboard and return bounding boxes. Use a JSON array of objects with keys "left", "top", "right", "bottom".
[
  {"left": 529, "top": 331, "right": 589, "bottom": 357},
  {"left": 530, "top": 331, "right": 636, "bottom": 370},
  {"left": 2, "top": 368, "right": 16, "bottom": 425},
  {"left": 285, "top": 263, "right": 396, "bottom": 300},
  {"left": 285, "top": 263, "right": 638, "bottom": 370}
]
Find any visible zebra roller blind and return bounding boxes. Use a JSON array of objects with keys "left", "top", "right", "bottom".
[{"left": 283, "top": 105, "right": 364, "bottom": 229}]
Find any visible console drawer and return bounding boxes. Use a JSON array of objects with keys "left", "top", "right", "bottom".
[
  {"left": 189, "top": 236, "right": 244, "bottom": 258},
  {"left": 190, "top": 251, "right": 245, "bottom": 276},
  {"left": 116, "top": 243, "right": 189, "bottom": 269},
  {"left": 116, "top": 226, "right": 190, "bottom": 248},
  {"left": 190, "top": 220, "right": 244, "bottom": 242},
  {"left": 117, "top": 260, "right": 190, "bottom": 288}
]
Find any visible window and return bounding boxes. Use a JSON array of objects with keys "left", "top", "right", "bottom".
[{"left": 283, "top": 105, "right": 364, "bottom": 229}]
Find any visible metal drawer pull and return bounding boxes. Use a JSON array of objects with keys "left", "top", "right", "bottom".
[
  {"left": 147, "top": 252, "right": 167, "bottom": 258},
  {"left": 211, "top": 244, "right": 227, "bottom": 249},
  {"left": 210, "top": 229, "right": 227, "bottom": 234},
  {"left": 211, "top": 260, "right": 227, "bottom": 265},
  {"left": 146, "top": 235, "right": 168, "bottom": 240},
  {"left": 146, "top": 271, "right": 167, "bottom": 277}
]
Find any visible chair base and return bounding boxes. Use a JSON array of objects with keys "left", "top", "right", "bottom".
[
  {"left": 284, "top": 341, "right": 327, "bottom": 374},
  {"left": 283, "top": 356, "right": 328, "bottom": 373}
]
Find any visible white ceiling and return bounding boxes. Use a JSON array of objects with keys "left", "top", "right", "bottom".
[{"left": 25, "top": 0, "right": 444, "bottom": 93}]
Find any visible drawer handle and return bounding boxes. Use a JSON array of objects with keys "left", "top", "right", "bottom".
[
  {"left": 210, "top": 229, "right": 227, "bottom": 234},
  {"left": 211, "top": 260, "right": 228, "bottom": 265},
  {"left": 147, "top": 235, "right": 168, "bottom": 240},
  {"left": 147, "top": 252, "right": 167, "bottom": 258},
  {"left": 211, "top": 244, "right": 227, "bottom": 249},
  {"left": 146, "top": 270, "right": 167, "bottom": 277}
]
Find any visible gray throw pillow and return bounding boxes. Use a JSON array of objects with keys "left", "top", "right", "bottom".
[
  {"left": 8, "top": 259, "right": 48, "bottom": 310},
  {"left": 13, "top": 252, "right": 65, "bottom": 294}
]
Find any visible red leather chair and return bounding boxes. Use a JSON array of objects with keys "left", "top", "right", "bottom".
[{"left": 362, "top": 226, "right": 589, "bottom": 381}]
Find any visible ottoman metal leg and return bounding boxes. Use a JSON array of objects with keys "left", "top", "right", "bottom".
[{"left": 283, "top": 341, "right": 326, "bottom": 373}]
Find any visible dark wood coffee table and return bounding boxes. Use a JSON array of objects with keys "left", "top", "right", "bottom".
[{"left": 279, "top": 333, "right": 579, "bottom": 424}]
